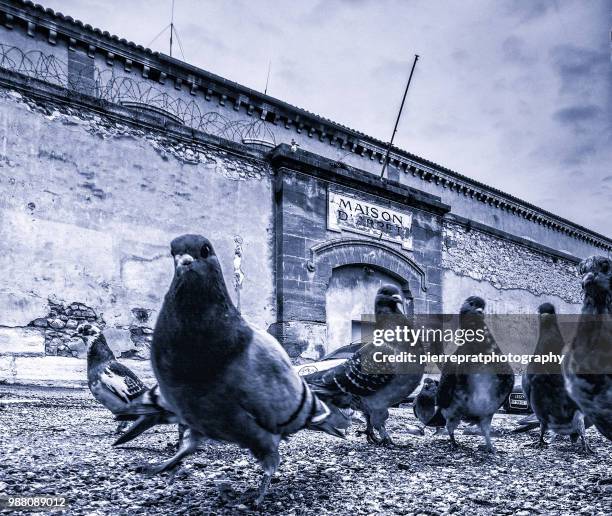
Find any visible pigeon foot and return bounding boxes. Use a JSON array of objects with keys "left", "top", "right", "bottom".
[
  {"left": 526, "top": 440, "right": 548, "bottom": 449},
  {"left": 135, "top": 461, "right": 177, "bottom": 477}
]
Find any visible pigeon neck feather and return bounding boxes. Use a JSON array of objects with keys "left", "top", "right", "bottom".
[
  {"left": 581, "top": 290, "right": 612, "bottom": 315},
  {"left": 87, "top": 335, "right": 114, "bottom": 365},
  {"left": 171, "top": 266, "right": 236, "bottom": 319},
  {"left": 535, "top": 318, "right": 564, "bottom": 355}
]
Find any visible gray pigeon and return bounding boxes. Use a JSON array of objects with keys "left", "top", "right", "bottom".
[
  {"left": 523, "top": 303, "right": 592, "bottom": 452},
  {"left": 81, "top": 323, "right": 147, "bottom": 433},
  {"left": 563, "top": 256, "right": 612, "bottom": 443},
  {"left": 82, "top": 323, "right": 185, "bottom": 443},
  {"left": 413, "top": 378, "right": 446, "bottom": 432},
  {"left": 436, "top": 296, "right": 514, "bottom": 453},
  {"left": 305, "top": 284, "right": 424, "bottom": 446},
  {"left": 140, "top": 234, "right": 349, "bottom": 505}
]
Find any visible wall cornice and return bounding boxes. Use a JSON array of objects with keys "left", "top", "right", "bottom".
[
  {"left": 270, "top": 145, "right": 451, "bottom": 217},
  {"left": 0, "top": 66, "right": 270, "bottom": 165}
]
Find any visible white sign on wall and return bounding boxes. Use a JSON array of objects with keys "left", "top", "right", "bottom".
[{"left": 327, "top": 191, "right": 413, "bottom": 250}]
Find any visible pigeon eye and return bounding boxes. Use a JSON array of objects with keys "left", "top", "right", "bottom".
[{"left": 201, "top": 244, "right": 210, "bottom": 258}]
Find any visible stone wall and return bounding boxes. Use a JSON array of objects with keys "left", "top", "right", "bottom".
[
  {"left": 31, "top": 299, "right": 102, "bottom": 358},
  {"left": 271, "top": 158, "right": 446, "bottom": 360},
  {"left": 0, "top": 84, "right": 275, "bottom": 384},
  {"left": 441, "top": 219, "right": 582, "bottom": 314}
]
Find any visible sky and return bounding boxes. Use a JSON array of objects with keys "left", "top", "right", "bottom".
[{"left": 43, "top": 0, "right": 612, "bottom": 237}]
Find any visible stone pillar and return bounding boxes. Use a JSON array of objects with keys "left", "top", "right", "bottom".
[{"left": 272, "top": 167, "right": 329, "bottom": 358}]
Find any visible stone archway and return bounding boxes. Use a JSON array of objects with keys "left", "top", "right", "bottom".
[
  {"left": 309, "top": 237, "right": 427, "bottom": 297},
  {"left": 307, "top": 238, "right": 428, "bottom": 354},
  {"left": 325, "top": 264, "right": 409, "bottom": 352}
]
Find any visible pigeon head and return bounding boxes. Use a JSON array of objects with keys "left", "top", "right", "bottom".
[
  {"left": 421, "top": 377, "right": 439, "bottom": 394},
  {"left": 75, "top": 323, "right": 114, "bottom": 363},
  {"left": 169, "top": 234, "right": 232, "bottom": 307},
  {"left": 460, "top": 296, "right": 485, "bottom": 315},
  {"left": 75, "top": 322, "right": 102, "bottom": 346},
  {"left": 579, "top": 256, "right": 612, "bottom": 309},
  {"left": 459, "top": 296, "right": 485, "bottom": 329},
  {"left": 537, "top": 303, "right": 558, "bottom": 330},
  {"left": 374, "top": 284, "right": 404, "bottom": 315},
  {"left": 538, "top": 303, "right": 555, "bottom": 315},
  {"left": 171, "top": 234, "right": 215, "bottom": 273}
]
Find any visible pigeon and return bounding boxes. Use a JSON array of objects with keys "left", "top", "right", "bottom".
[
  {"left": 81, "top": 322, "right": 185, "bottom": 443},
  {"left": 81, "top": 323, "right": 148, "bottom": 433},
  {"left": 522, "top": 303, "right": 592, "bottom": 452},
  {"left": 436, "top": 296, "right": 514, "bottom": 453},
  {"left": 563, "top": 256, "right": 612, "bottom": 443},
  {"left": 306, "top": 284, "right": 424, "bottom": 446},
  {"left": 140, "top": 234, "right": 349, "bottom": 505},
  {"left": 413, "top": 378, "right": 446, "bottom": 432}
]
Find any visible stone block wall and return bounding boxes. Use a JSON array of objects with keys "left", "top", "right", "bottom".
[
  {"left": 442, "top": 219, "right": 582, "bottom": 314},
  {"left": 31, "top": 299, "right": 102, "bottom": 358}
]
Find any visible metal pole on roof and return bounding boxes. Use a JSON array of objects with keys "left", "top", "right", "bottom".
[
  {"left": 380, "top": 54, "right": 419, "bottom": 180},
  {"left": 264, "top": 60, "right": 272, "bottom": 95},
  {"left": 170, "top": 0, "right": 175, "bottom": 57}
]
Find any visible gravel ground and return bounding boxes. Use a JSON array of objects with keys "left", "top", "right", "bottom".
[{"left": 0, "top": 385, "right": 610, "bottom": 515}]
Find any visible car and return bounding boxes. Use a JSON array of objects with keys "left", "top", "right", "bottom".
[
  {"left": 503, "top": 375, "right": 532, "bottom": 413},
  {"left": 294, "top": 341, "right": 365, "bottom": 376}
]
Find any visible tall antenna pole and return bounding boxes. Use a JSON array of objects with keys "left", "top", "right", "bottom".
[
  {"left": 264, "top": 60, "right": 272, "bottom": 95},
  {"left": 169, "top": 0, "right": 175, "bottom": 57},
  {"left": 380, "top": 54, "right": 419, "bottom": 180}
]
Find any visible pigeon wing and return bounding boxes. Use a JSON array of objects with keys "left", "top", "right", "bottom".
[
  {"left": 102, "top": 362, "right": 148, "bottom": 403},
  {"left": 307, "top": 342, "right": 394, "bottom": 399},
  {"left": 230, "top": 328, "right": 321, "bottom": 435}
]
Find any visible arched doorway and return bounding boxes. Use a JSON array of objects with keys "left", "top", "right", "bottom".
[{"left": 325, "top": 264, "right": 414, "bottom": 352}]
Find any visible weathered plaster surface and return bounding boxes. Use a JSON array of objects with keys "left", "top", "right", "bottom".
[{"left": 0, "top": 88, "right": 275, "bottom": 374}]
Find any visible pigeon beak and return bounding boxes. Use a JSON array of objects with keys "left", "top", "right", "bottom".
[
  {"left": 475, "top": 308, "right": 484, "bottom": 314},
  {"left": 175, "top": 254, "right": 194, "bottom": 268}
]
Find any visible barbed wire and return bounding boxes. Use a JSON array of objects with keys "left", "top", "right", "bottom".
[{"left": 0, "top": 44, "right": 276, "bottom": 145}]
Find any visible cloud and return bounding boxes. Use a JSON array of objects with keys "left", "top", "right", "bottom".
[
  {"left": 370, "top": 59, "right": 413, "bottom": 81},
  {"left": 501, "top": 36, "right": 535, "bottom": 65},
  {"left": 559, "top": 142, "right": 597, "bottom": 166},
  {"left": 302, "top": 0, "right": 381, "bottom": 25},
  {"left": 181, "top": 24, "right": 229, "bottom": 54},
  {"left": 554, "top": 104, "right": 601, "bottom": 124},
  {"left": 504, "top": 0, "right": 561, "bottom": 23},
  {"left": 550, "top": 44, "right": 608, "bottom": 93}
]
